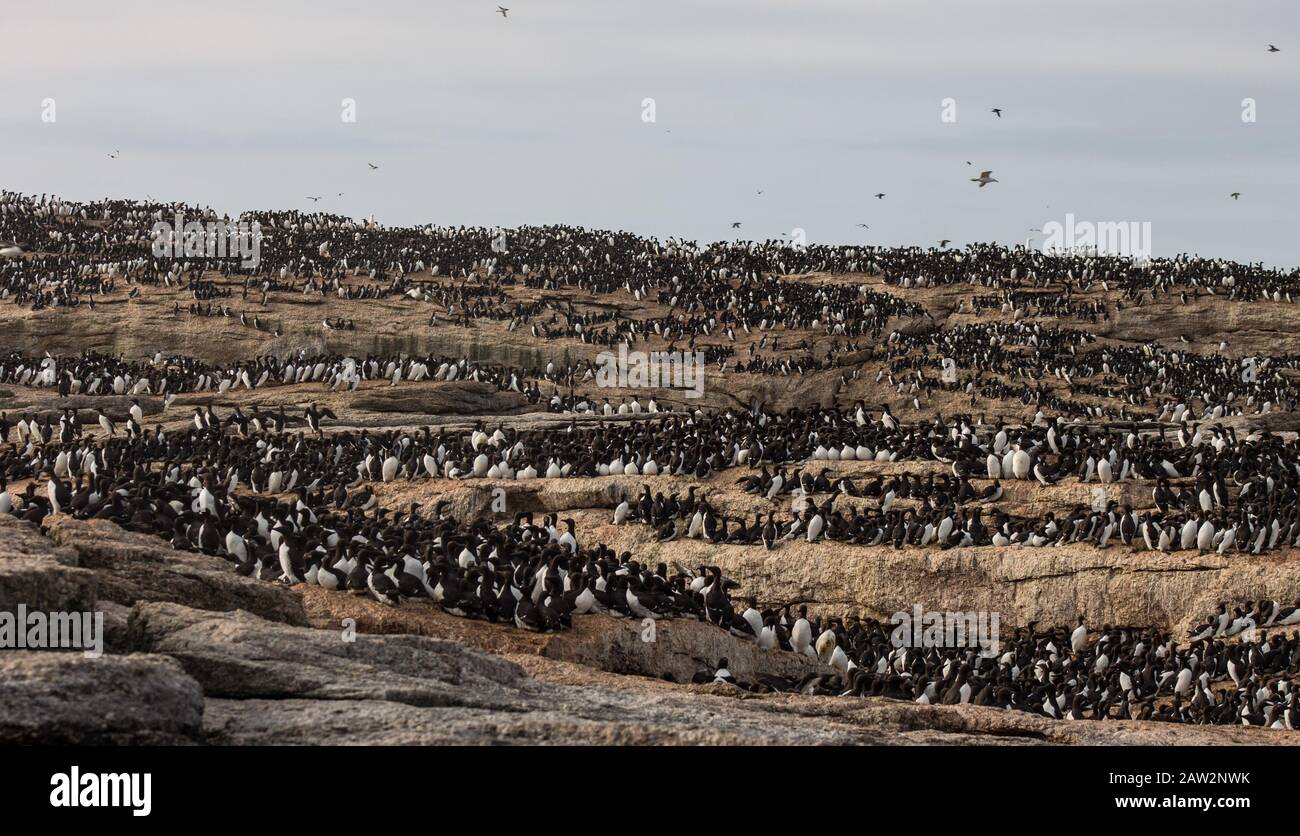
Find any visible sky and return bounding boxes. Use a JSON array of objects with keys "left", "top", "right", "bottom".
[{"left": 2, "top": 0, "right": 1297, "bottom": 264}]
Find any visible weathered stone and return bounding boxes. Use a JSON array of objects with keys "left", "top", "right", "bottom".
[
  {"left": 298, "top": 585, "right": 822, "bottom": 684},
  {"left": 0, "top": 652, "right": 203, "bottom": 744},
  {"left": 0, "top": 515, "right": 97, "bottom": 613},
  {"left": 0, "top": 514, "right": 80, "bottom": 567},
  {"left": 127, "top": 601, "right": 530, "bottom": 708},
  {"left": 43, "top": 516, "right": 307, "bottom": 626},
  {"left": 589, "top": 526, "right": 1300, "bottom": 637},
  {"left": 126, "top": 600, "right": 1287, "bottom": 746},
  {"left": 350, "top": 380, "right": 532, "bottom": 415},
  {"left": 99, "top": 599, "right": 133, "bottom": 654}
]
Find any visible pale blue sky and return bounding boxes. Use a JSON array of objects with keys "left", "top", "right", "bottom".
[{"left": 3, "top": 0, "right": 1296, "bottom": 263}]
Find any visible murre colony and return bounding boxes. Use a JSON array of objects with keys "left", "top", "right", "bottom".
[{"left": 5, "top": 189, "right": 1300, "bottom": 729}]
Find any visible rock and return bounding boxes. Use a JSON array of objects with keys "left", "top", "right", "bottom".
[
  {"left": 56, "top": 395, "right": 163, "bottom": 423},
  {"left": 43, "top": 517, "right": 307, "bottom": 626},
  {"left": 200, "top": 694, "right": 880, "bottom": 745},
  {"left": 350, "top": 380, "right": 532, "bottom": 415},
  {"left": 0, "top": 514, "right": 80, "bottom": 567},
  {"left": 127, "top": 602, "right": 868, "bottom": 744},
  {"left": 371, "top": 473, "right": 641, "bottom": 523},
  {"left": 0, "top": 652, "right": 203, "bottom": 744},
  {"left": 0, "top": 515, "right": 97, "bottom": 613},
  {"left": 99, "top": 599, "right": 133, "bottom": 654},
  {"left": 135, "top": 599, "right": 1288, "bottom": 746},
  {"left": 592, "top": 529, "right": 1300, "bottom": 636},
  {"left": 200, "top": 675, "right": 1288, "bottom": 746},
  {"left": 127, "top": 601, "right": 531, "bottom": 708},
  {"left": 296, "top": 586, "right": 822, "bottom": 684},
  {"left": 3, "top": 517, "right": 1289, "bottom": 746}
]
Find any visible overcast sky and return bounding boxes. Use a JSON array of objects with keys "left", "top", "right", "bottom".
[{"left": 3, "top": 1, "right": 1297, "bottom": 264}]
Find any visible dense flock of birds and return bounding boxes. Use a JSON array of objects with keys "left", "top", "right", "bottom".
[
  {"left": 5, "top": 191, "right": 1300, "bottom": 423},
  {"left": 6, "top": 190, "right": 1300, "bottom": 728}
]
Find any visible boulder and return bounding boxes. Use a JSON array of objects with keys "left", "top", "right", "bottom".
[
  {"left": 43, "top": 517, "right": 307, "bottom": 626},
  {"left": 0, "top": 516, "right": 97, "bottom": 613},
  {"left": 0, "top": 652, "right": 203, "bottom": 744},
  {"left": 297, "top": 585, "right": 822, "bottom": 684},
  {"left": 126, "top": 601, "right": 530, "bottom": 708}
]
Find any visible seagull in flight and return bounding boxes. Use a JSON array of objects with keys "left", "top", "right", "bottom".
[
  {"left": 306, "top": 196, "right": 322, "bottom": 202},
  {"left": 991, "top": 108, "right": 1003, "bottom": 118},
  {"left": 971, "top": 170, "right": 998, "bottom": 187},
  {"left": 1230, "top": 192, "right": 1241, "bottom": 200},
  {"left": 497, "top": 6, "right": 509, "bottom": 17},
  {"left": 874, "top": 193, "right": 886, "bottom": 199},
  {"left": 938, "top": 239, "right": 951, "bottom": 247},
  {"left": 367, "top": 163, "right": 379, "bottom": 170},
  {"left": 1267, "top": 44, "right": 1280, "bottom": 52},
  {"left": 107, "top": 150, "right": 120, "bottom": 159},
  {"left": 731, "top": 222, "right": 742, "bottom": 228},
  {"left": 855, "top": 223, "right": 869, "bottom": 229}
]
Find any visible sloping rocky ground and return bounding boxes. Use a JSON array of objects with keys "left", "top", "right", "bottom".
[{"left": 0, "top": 513, "right": 1288, "bottom": 745}]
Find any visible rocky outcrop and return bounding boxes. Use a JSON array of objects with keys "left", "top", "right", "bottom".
[
  {"left": 0, "top": 652, "right": 203, "bottom": 745},
  {"left": 127, "top": 601, "right": 529, "bottom": 708},
  {"left": 296, "top": 586, "right": 823, "bottom": 684},
  {"left": 364, "top": 464, "right": 1300, "bottom": 634},
  {"left": 133, "top": 602, "right": 1284, "bottom": 746},
  {"left": 42, "top": 516, "right": 307, "bottom": 626},
  {"left": 357, "top": 466, "right": 1300, "bottom": 635},
  {"left": 0, "top": 515, "right": 97, "bottom": 612},
  {"left": 589, "top": 530, "right": 1300, "bottom": 636},
  {"left": 3, "top": 506, "right": 1295, "bottom": 745},
  {"left": 12, "top": 395, "right": 164, "bottom": 425},
  {"left": 349, "top": 380, "right": 534, "bottom": 416}
]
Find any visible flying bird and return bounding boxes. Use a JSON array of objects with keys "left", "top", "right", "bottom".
[
  {"left": 497, "top": 5, "right": 509, "bottom": 17},
  {"left": 306, "top": 196, "right": 322, "bottom": 202},
  {"left": 938, "top": 239, "right": 951, "bottom": 247},
  {"left": 0, "top": 240, "right": 28, "bottom": 258},
  {"left": 991, "top": 108, "right": 1003, "bottom": 118},
  {"left": 874, "top": 193, "right": 886, "bottom": 199},
  {"left": 1230, "top": 192, "right": 1241, "bottom": 200},
  {"left": 971, "top": 170, "right": 998, "bottom": 187},
  {"left": 107, "top": 150, "right": 120, "bottom": 159},
  {"left": 855, "top": 223, "right": 869, "bottom": 228},
  {"left": 1267, "top": 44, "right": 1280, "bottom": 52},
  {"left": 367, "top": 163, "right": 379, "bottom": 170}
]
